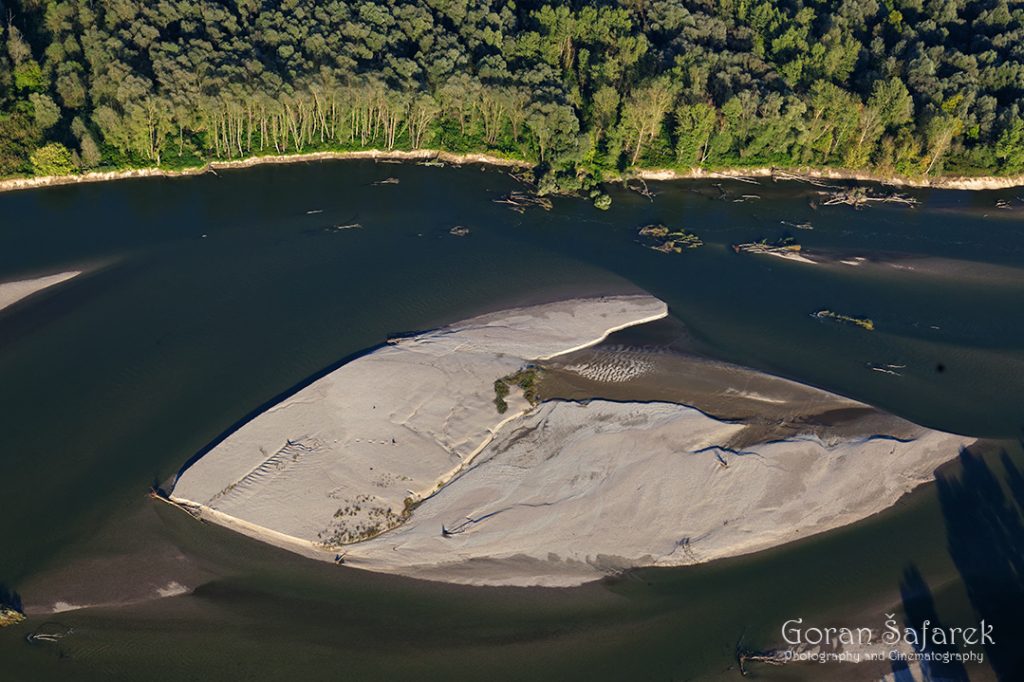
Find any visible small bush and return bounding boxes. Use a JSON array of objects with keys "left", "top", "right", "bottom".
[{"left": 30, "top": 142, "right": 76, "bottom": 176}]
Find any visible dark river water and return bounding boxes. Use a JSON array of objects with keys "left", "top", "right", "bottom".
[{"left": 0, "top": 160, "right": 1022, "bottom": 680}]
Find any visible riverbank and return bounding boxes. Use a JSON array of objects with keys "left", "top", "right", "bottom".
[
  {"left": 0, "top": 149, "right": 530, "bottom": 195},
  {"left": 631, "top": 165, "right": 1024, "bottom": 190},
  {"left": 2, "top": 148, "right": 1023, "bottom": 195}
]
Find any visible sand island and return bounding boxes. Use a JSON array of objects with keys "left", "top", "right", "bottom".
[{"left": 171, "top": 295, "right": 970, "bottom": 586}]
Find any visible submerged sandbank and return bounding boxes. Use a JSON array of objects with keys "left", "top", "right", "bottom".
[
  {"left": 172, "top": 296, "right": 969, "bottom": 587},
  {"left": 0, "top": 271, "right": 79, "bottom": 312}
]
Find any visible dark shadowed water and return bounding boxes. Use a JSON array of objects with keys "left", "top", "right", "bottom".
[{"left": 0, "top": 160, "right": 1022, "bottom": 680}]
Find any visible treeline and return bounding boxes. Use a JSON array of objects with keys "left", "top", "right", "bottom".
[{"left": 1, "top": 0, "right": 1023, "bottom": 196}]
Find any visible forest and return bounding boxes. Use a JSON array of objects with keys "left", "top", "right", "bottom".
[{"left": 1, "top": 0, "right": 1023, "bottom": 198}]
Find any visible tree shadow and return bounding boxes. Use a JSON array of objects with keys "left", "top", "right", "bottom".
[
  {"left": 896, "top": 564, "right": 968, "bottom": 681},
  {"left": 932, "top": 446, "right": 1024, "bottom": 680},
  {"left": 0, "top": 583, "right": 22, "bottom": 612}
]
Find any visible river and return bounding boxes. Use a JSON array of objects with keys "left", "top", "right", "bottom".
[{"left": 0, "top": 160, "right": 1022, "bottom": 680}]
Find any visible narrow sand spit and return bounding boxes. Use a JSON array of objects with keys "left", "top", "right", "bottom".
[
  {"left": 0, "top": 271, "right": 79, "bottom": 312},
  {"left": 173, "top": 296, "right": 969, "bottom": 587}
]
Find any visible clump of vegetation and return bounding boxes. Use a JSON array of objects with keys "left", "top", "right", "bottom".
[
  {"left": 732, "top": 236, "right": 802, "bottom": 254},
  {"left": 493, "top": 378, "right": 510, "bottom": 414},
  {"left": 321, "top": 494, "right": 404, "bottom": 546},
  {"left": 493, "top": 366, "right": 541, "bottom": 414},
  {"left": 638, "top": 224, "right": 670, "bottom": 238},
  {"left": 402, "top": 496, "right": 421, "bottom": 516},
  {"left": 813, "top": 309, "right": 876, "bottom": 331},
  {"left": 591, "top": 192, "right": 612, "bottom": 210},
  {"left": 638, "top": 224, "right": 703, "bottom": 254},
  {"left": 0, "top": 606, "right": 24, "bottom": 628},
  {"left": 29, "top": 142, "right": 75, "bottom": 176}
]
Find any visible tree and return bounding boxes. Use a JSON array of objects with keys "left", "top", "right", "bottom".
[
  {"left": 79, "top": 134, "right": 103, "bottom": 168},
  {"left": 868, "top": 78, "right": 914, "bottom": 130},
  {"left": 802, "top": 81, "right": 859, "bottom": 164},
  {"left": 5, "top": 24, "right": 32, "bottom": 64},
  {"left": 675, "top": 102, "right": 717, "bottom": 166},
  {"left": 29, "top": 93, "right": 61, "bottom": 132},
  {"left": 407, "top": 94, "right": 440, "bottom": 149},
  {"left": 526, "top": 102, "right": 579, "bottom": 163},
  {"left": 13, "top": 61, "right": 45, "bottom": 92},
  {"left": 30, "top": 142, "right": 75, "bottom": 176},
  {"left": 922, "top": 114, "right": 962, "bottom": 175},
  {"left": 589, "top": 85, "right": 620, "bottom": 144},
  {"left": 619, "top": 78, "right": 676, "bottom": 165},
  {"left": 994, "top": 120, "right": 1024, "bottom": 174}
]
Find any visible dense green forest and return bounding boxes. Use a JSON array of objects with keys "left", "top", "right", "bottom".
[{"left": 1, "top": 0, "right": 1023, "bottom": 196}]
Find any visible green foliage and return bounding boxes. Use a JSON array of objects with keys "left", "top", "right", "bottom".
[
  {"left": 30, "top": 142, "right": 76, "bottom": 176},
  {"left": 675, "top": 103, "right": 717, "bottom": 166},
  {"left": 79, "top": 134, "right": 103, "bottom": 169},
  {"left": 29, "top": 93, "right": 61, "bottom": 131},
  {"left": 995, "top": 120, "right": 1024, "bottom": 174},
  {"left": 493, "top": 379, "right": 510, "bottom": 414},
  {"left": 0, "top": 111, "right": 41, "bottom": 175},
  {"left": 13, "top": 61, "right": 45, "bottom": 92},
  {"left": 592, "top": 192, "right": 612, "bottom": 210},
  {"left": 0, "top": 0, "right": 1022, "bottom": 183},
  {"left": 493, "top": 367, "right": 541, "bottom": 413}
]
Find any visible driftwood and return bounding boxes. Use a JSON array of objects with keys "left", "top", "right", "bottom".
[
  {"left": 820, "top": 187, "right": 919, "bottom": 208},
  {"left": 737, "top": 652, "right": 789, "bottom": 676},
  {"left": 25, "top": 623, "right": 74, "bottom": 645},
  {"left": 732, "top": 236, "right": 801, "bottom": 255},
  {"left": 493, "top": 191, "right": 553, "bottom": 213},
  {"left": 772, "top": 169, "right": 844, "bottom": 189},
  {"left": 638, "top": 224, "right": 703, "bottom": 253},
  {"left": 735, "top": 633, "right": 789, "bottom": 677},
  {"left": 781, "top": 220, "right": 813, "bottom": 230},
  {"left": 625, "top": 177, "right": 656, "bottom": 200},
  {"left": 813, "top": 309, "right": 875, "bottom": 331},
  {"left": 506, "top": 167, "right": 537, "bottom": 187},
  {"left": 150, "top": 488, "right": 204, "bottom": 520},
  {"left": 868, "top": 362, "right": 905, "bottom": 376}
]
